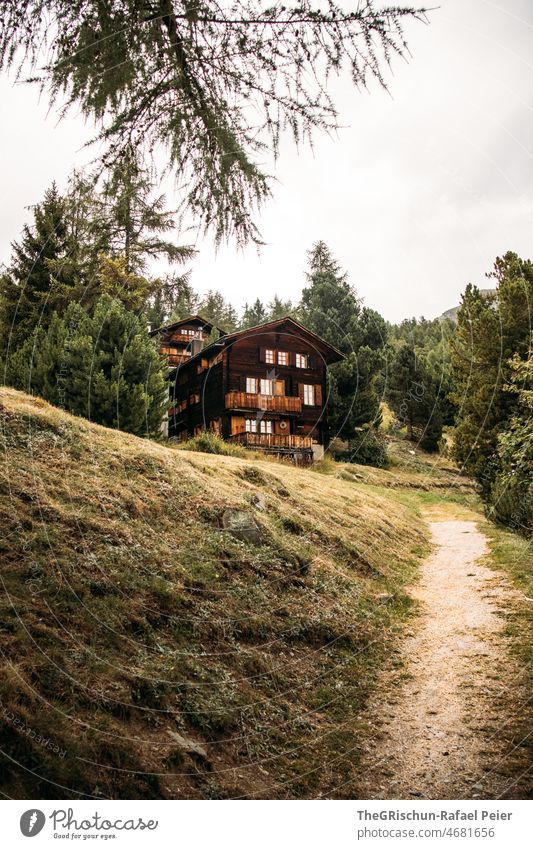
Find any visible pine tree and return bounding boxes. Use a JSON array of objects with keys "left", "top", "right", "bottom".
[
  {"left": 300, "top": 241, "right": 386, "bottom": 439},
  {"left": 101, "top": 148, "right": 194, "bottom": 274},
  {"left": 388, "top": 315, "right": 456, "bottom": 424},
  {"left": 163, "top": 274, "right": 200, "bottom": 325},
  {"left": 451, "top": 253, "right": 532, "bottom": 495},
  {"left": 241, "top": 298, "right": 268, "bottom": 328},
  {"left": 267, "top": 295, "right": 294, "bottom": 320},
  {"left": 199, "top": 290, "right": 239, "bottom": 332},
  {"left": 489, "top": 349, "right": 532, "bottom": 535},
  {"left": 0, "top": 185, "right": 74, "bottom": 359},
  {"left": 16, "top": 297, "right": 168, "bottom": 437},
  {"left": 385, "top": 342, "right": 442, "bottom": 449}
]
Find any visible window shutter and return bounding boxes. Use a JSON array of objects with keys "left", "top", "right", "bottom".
[
  {"left": 289, "top": 351, "right": 296, "bottom": 367},
  {"left": 308, "top": 354, "right": 316, "bottom": 370},
  {"left": 297, "top": 382, "right": 305, "bottom": 401},
  {"left": 240, "top": 375, "right": 247, "bottom": 392},
  {"left": 274, "top": 379, "right": 285, "bottom": 397},
  {"left": 315, "top": 384, "right": 323, "bottom": 406},
  {"left": 259, "top": 347, "right": 266, "bottom": 363}
]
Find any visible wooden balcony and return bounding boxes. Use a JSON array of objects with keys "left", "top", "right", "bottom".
[
  {"left": 229, "top": 432, "right": 313, "bottom": 450},
  {"left": 165, "top": 352, "right": 190, "bottom": 366},
  {"left": 169, "top": 332, "right": 204, "bottom": 344},
  {"left": 225, "top": 391, "right": 302, "bottom": 414}
]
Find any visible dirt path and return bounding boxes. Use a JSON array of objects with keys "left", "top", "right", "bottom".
[{"left": 358, "top": 518, "right": 528, "bottom": 799}]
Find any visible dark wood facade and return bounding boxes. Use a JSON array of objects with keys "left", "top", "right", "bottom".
[{"left": 152, "top": 316, "right": 344, "bottom": 463}]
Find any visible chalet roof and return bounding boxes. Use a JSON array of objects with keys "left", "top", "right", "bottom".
[
  {"left": 149, "top": 314, "right": 221, "bottom": 336},
  {"left": 219, "top": 316, "right": 345, "bottom": 365},
  {"left": 168, "top": 315, "right": 345, "bottom": 370}
]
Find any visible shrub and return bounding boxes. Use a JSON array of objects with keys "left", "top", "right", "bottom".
[
  {"left": 338, "top": 429, "right": 389, "bottom": 468},
  {"left": 489, "top": 420, "right": 532, "bottom": 537},
  {"left": 177, "top": 432, "right": 247, "bottom": 457}
]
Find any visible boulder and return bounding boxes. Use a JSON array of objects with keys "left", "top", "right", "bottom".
[
  {"left": 222, "top": 508, "right": 264, "bottom": 545},
  {"left": 167, "top": 730, "right": 208, "bottom": 760}
]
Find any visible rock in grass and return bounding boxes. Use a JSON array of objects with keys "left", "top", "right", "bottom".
[
  {"left": 167, "top": 730, "right": 208, "bottom": 760},
  {"left": 222, "top": 508, "right": 264, "bottom": 544}
]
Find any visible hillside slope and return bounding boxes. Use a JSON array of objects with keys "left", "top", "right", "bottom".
[{"left": 0, "top": 388, "right": 427, "bottom": 799}]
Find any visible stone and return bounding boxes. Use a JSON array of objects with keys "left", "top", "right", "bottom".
[
  {"left": 222, "top": 508, "right": 264, "bottom": 545},
  {"left": 250, "top": 493, "right": 267, "bottom": 511},
  {"left": 167, "top": 730, "right": 208, "bottom": 760}
]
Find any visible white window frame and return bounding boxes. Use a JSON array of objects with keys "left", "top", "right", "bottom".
[
  {"left": 260, "top": 419, "right": 273, "bottom": 434},
  {"left": 277, "top": 351, "right": 288, "bottom": 366},
  {"left": 265, "top": 348, "right": 275, "bottom": 364},
  {"left": 295, "top": 353, "right": 308, "bottom": 369},
  {"left": 246, "top": 377, "right": 258, "bottom": 393},
  {"left": 303, "top": 384, "right": 315, "bottom": 406},
  {"left": 245, "top": 418, "right": 258, "bottom": 432},
  {"left": 260, "top": 378, "right": 274, "bottom": 396}
]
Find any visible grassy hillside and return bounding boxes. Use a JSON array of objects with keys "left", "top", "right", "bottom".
[{"left": 0, "top": 388, "right": 428, "bottom": 799}]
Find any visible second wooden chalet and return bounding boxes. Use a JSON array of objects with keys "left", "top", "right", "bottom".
[{"left": 151, "top": 315, "right": 344, "bottom": 463}]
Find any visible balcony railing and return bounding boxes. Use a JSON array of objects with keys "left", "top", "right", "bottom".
[
  {"left": 225, "top": 391, "right": 302, "bottom": 414},
  {"left": 165, "top": 352, "right": 191, "bottom": 366},
  {"left": 170, "top": 332, "right": 204, "bottom": 344},
  {"left": 229, "top": 432, "right": 313, "bottom": 450}
]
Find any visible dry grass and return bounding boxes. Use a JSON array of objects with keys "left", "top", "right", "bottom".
[{"left": 0, "top": 388, "right": 428, "bottom": 799}]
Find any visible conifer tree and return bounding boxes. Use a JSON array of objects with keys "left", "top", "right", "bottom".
[
  {"left": 385, "top": 342, "right": 442, "bottom": 449},
  {"left": 301, "top": 241, "right": 386, "bottom": 439},
  {"left": 198, "top": 290, "right": 239, "bottom": 331},
  {"left": 14, "top": 296, "right": 168, "bottom": 437},
  {"left": 241, "top": 298, "right": 268, "bottom": 328},
  {"left": 101, "top": 149, "right": 194, "bottom": 274},
  {"left": 451, "top": 253, "right": 532, "bottom": 495},
  {"left": 0, "top": 185, "right": 74, "bottom": 359},
  {"left": 489, "top": 349, "right": 532, "bottom": 535},
  {"left": 267, "top": 295, "right": 294, "bottom": 320}
]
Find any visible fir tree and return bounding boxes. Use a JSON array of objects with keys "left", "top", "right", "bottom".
[
  {"left": 241, "top": 298, "right": 268, "bottom": 328},
  {"left": 0, "top": 184, "right": 74, "bottom": 359},
  {"left": 101, "top": 148, "right": 194, "bottom": 274},
  {"left": 14, "top": 297, "right": 168, "bottom": 437},
  {"left": 385, "top": 342, "right": 442, "bottom": 449},
  {"left": 300, "top": 241, "right": 386, "bottom": 439},
  {"left": 199, "top": 290, "right": 239, "bottom": 332},
  {"left": 489, "top": 348, "right": 532, "bottom": 536},
  {"left": 451, "top": 253, "right": 532, "bottom": 495},
  {"left": 267, "top": 295, "right": 294, "bottom": 320}
]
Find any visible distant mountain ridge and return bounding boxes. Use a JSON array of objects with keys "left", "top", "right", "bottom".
[{"left": 439, "top": 288, "right": 497, "bottom": 322}]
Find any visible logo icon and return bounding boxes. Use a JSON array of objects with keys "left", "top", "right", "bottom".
[{"left": 20, "top": 810, "right": 46, "bottom": 837}]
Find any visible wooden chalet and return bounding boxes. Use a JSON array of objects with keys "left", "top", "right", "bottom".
[{"left": 151, "top": 315, "right": 345, "bottom": 464}]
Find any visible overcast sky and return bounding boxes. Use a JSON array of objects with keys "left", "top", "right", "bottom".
[{"left": 1, "top": 0, "right": 532, "bottom": 322}]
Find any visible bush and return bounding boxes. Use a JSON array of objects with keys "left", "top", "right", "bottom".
[
  {"left": 489, "top": 419, "right": 532, "bottom": 537},
  {"left": 177, "top": 432, "right": 247, "bottom": 457},
  {"left": 338, "top": 429, "right": 389, "bottom": 468}
]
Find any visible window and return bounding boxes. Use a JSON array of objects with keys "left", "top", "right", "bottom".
[
  {"left": 295, "top": 353, "right": 308, "bottom": 369},
  {"left": 246, "top": 377, "right": 258, "bottom": 393},
  {"left": 265, "top": 349, "right": 275, "bottom": 364},
  {"left": 245, "top": 418, "right": 258, "bottom": 432},
  {"left": 303, "top": 384, "right": 315, "bottom": 406},
  {"left": 260, "top": 378, "right": 273, "bottom": 396},
  {"left": 260, "top": 420, "right": 273, "bottom": 434},
  {"left": 277, "top": 351, "right": 288, "bottom": 366}
]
